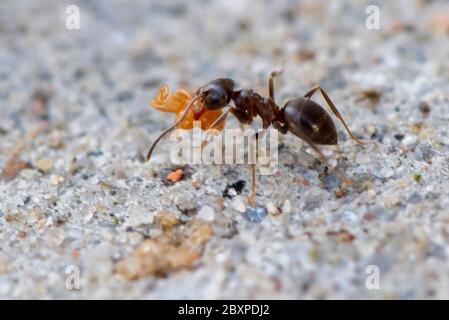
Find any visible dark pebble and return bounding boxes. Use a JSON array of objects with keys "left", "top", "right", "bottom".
[
  {"left": 24, "top": 196, "right": 31, "bottom": 205},
  {"left": 419, "top": 101, "right": 431, "bottom": 114},
  {"left": 87, "top": 150, "right": 104, "bottom": 157},
  {"left": 223, "top": 180, "right": 246, "bottom": 198},
  {"left": 322, "top": 174, "right": 340, "bottom": 190},
  {"left": 408, "top": 192, "right": 422, "bottom": 204},
  {"left": 116, "top": 91, "right": 134, "bottom": 102}
]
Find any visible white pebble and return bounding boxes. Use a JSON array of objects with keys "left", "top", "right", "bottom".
[
  {"left": 232, "top": 196, "right": 246, "bottom": 213},
  {"left": 282, "top": 199, "right": 292, "bottom": 215},
  {"left": 197, "top": 205, "right": 215, "bottom": 222},
  {"left": 266, "top": 202, "right": 280, "bottom": 216}
]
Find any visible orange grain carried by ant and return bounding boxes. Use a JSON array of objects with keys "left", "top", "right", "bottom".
[
  {"left": 150, "top": 84, "right": 224, "bottom": 130},
  {"left": 151, "top": 84, "right": 190, "bottom": 113}
]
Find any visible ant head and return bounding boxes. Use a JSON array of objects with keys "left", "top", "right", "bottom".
[{"left": 197, "top": 78, "right": 235, "bottom": 109}]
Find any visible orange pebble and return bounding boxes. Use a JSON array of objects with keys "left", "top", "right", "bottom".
[{"left": 167, "top": 169, "right": 183, "bottom": 182}]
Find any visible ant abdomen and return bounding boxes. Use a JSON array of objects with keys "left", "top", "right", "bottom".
[{"left": 283, "top": 97, "right": 338, "bottom": 145}]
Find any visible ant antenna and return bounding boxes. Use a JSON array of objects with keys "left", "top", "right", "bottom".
[{"left": 146, "top": 96, "right": 200, "bottom": 161}]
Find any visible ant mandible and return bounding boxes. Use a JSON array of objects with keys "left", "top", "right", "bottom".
[{"left": 146, "top": 72, "right": 376, "bottom": 204}]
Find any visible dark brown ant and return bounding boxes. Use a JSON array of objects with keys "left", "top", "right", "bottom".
[{"left": 146, "top": 72, "right": 376, "bottom": 204}]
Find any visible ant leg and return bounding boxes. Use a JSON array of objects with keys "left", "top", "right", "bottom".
[
  {"left": 223, "top": 108, "right": 257, "bottom": 204},
  {"left": 269, "top": 70, "right": 284, "bottom": 101},
  {"left": 273, "top": 120, "right": 326, "bottom": 162},
  {"left": 295, "top": 129, "right": 327, "bottom": 163},
  {"left": 248, "top": 164, "right": 257, "bottom": 205},
  {"left": 248, "top": 131, "right": 260, "bottom": 205},
  {"left": 201, "top": 108, "right": 231, "bottom": 149},
  {"left": 304, "top": 85, "right": 376, "bottom": 145},
  {"left": 208, "top": 108, "right": 231, "bottom": 130},
  {"left": 272, "top": 121, "right": 288, "bottom": 134},
  {"left": 202, "top": 107, "right": 252, "bottom": 149}
]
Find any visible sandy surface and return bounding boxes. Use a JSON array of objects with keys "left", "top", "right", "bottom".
[{"left": 1, "top": 0, "right": 449, "bottom": 299}]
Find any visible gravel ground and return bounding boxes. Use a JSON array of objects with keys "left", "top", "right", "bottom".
[{"left": 1, "top": 0, "right": 449, "bottom": 299}]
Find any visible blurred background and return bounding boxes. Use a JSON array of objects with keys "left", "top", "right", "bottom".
[{"left": 1, "top": 0, "right": 449, "bottom": 299}]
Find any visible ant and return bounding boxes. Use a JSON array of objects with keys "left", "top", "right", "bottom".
[{"left": 146, "top": 72, "right": 376, "bottom": 204}]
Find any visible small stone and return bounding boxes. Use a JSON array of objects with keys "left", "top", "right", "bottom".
[
  {"left": 191, "top": 179, "right": 201, "bottom": 189},
  {"left": 84, "top": 212, "right": 94, "bottom": 223},
  {"left": 149, "top": 228, "right": 163, "bottom": 238},
  {"left": 281, "top": 199, "right": 292, "bottom": 215},
  {"left": 266, "top": 201, "right": 280, "bottom": 216},
  {"left": 223, "top": 180, "right": 246, "bottom": 198},
  {"left": 197, "top": 206, "right": 215, "bottom": 222},
  {"left": 154, "top": 211, "right": 179, "bottom": 231},
  {"left": 173, "top": 191, "right": 197, "bottom": 213},
  {"left": 36, "top": 158, "right": 54, "bottom": 172},
  {"left": 45, "top": 230, "right": 65, "bottom": 246},
  {"left": 226, "top": 188, "right": 237, "bottom": 197},
  {"left": 419, "top": 101, "right": 431, "bottom": 114},
  {"left": 326, "top": 229, "right": 355, "bottom": 242},
  {"left": 188, "top": 220, "right": 214, "bottom": 245},
  {"left": 366, "top": 189, "right": 376, "bottom": 200},
  {"left": 243, "top": 207, "right": 267, "bottom": 223},
  {"left": 127, "top": 210, "right": 153, "bottom": 227},
  {"left": 50, "top": 174, "right": 64, "bottom": 186},
  {"left": 86, "top": 150, "right": 104, "bottom": 157},
  {"left": 401, "top": 134, "right": 418, "bottom": 148},
  {"left": 127, "top": 232, "right": 144, "bottom": 246},
  {"left": 232, "top": 196, "right": 246, "bottom": 212},
  {"left": 99, "top": 229, "right": 114, "bottom": 242},
  {"left": 20, "top": 169, "right": 39, "bottom": 180},
  {"left": 369, "top": 205, "right": 397, "bottom": 221},
  {"left": 0, "top": 155, "right": 30, "bottom": 181},
  {"left": 408, "top": 192, "right": 423, "bottom": 204},
  {"left": 322, "top": 174, "right": 340, "bottom": 190},
  {"left": 167, "top": 169, "right": 183, "bottom": 182},
  {"left": 116, "top": 220, "right": 213, "bottom": 279},
  {"left": 0, "top": 252, "right": 11, "bottom": 274}
]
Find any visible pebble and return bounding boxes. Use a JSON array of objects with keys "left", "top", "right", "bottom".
[
  {"left": 401, "top": 134, "right": 418, "bottom": 149},
  {"left": 281, "top": 199, "right": 292, "bottom": 215},
  {"left": 266, "top": 201, "right": 280, "bottom": 216},
  {"left": 0, "top": 252, "right": 11, "bottom": 274},
  {"left": 167, "top": 169, "right": 184, "bottom": 182},
  {"left": 127, "top": 210, "right": 154, "bottom": 227},
  {"left": 232, "top": 196, "right": 246, "bottom": 213},
  {"left": 50, "top": 174, "right": 64, "bottom": 186},
  {"left": 223, "top": 180, "right": 246, "bottom": 198},
  {"left": 197, "top": 206, "right": 215, "bottom": 222},
  {"left": 44, "top": 230, "right": 65, "bottom": 247},
  {"left": 322, "top": 174, "right": 340, "bottom": 190},
  {"left": 173, "top": 191, "right": 197, "bottom": 213},
  {"left": 20, "top": 169, "right": 39, "bottom": 180},
  {"left": 154, "top": 211, "right": 179, "bottom": 230},
  {"left": 243, "top": 207, "right": 267, "bottom": 223},
  {"left": 36, "top": 158, "right": 54, "bottom": 172},
  {"left": 408, "top": 192, "right": 423, "bottom": 204}
]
